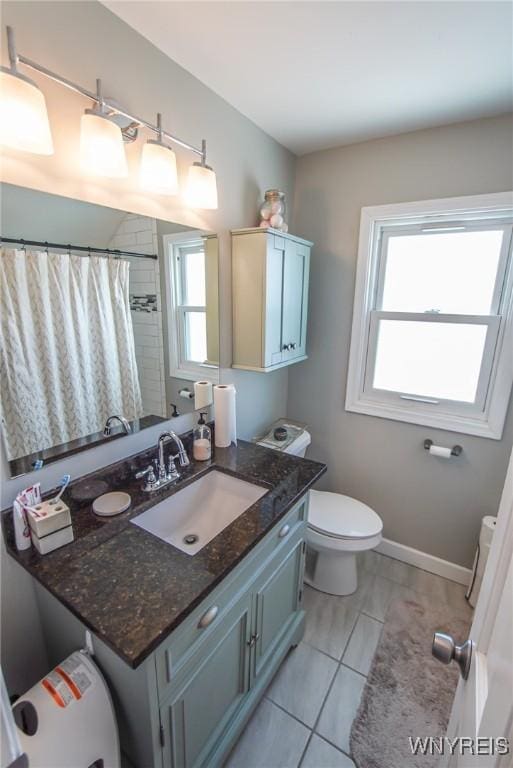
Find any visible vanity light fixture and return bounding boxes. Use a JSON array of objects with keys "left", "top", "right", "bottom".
[
  {"left": 139, "top": 113, "right": 178, "bottom": 195},
  {"left": 0, "top": 26, "right": 218, "bottom": 208},
  {"left": 0, "top": 26, "right": 53, "bottom": 155},
  {"left": 80, "top": 80, "right": 128, "bottom": 177},
  {"left": 186, "top": 141, "right": 219, "bottom": 210}
]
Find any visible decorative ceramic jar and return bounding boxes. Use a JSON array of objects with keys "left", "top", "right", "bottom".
[{"left": 259, "top": 189, "right": 288, "bottom": 232}]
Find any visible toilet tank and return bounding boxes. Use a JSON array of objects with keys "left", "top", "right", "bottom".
[
  {"left": 284, "top": 430, "right": 311, "bottom": 457},
  {"left": 255, "top": 421, "right": 311, "bottom": 457}
]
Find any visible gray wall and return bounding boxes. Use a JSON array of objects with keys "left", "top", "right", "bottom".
[
  {"left": 1, "top": 183, "right": 125, "bottom": 246},
  {"left": 0, "top": 0, "right": 294, "bottom": 695},
  {"left": 289, "top": 113, "right": 513, "bottom": 568}
]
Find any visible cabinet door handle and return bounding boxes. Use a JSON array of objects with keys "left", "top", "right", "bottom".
[
  {"left": 282, "top": 343, "right": 291, "bottom": 351},
  {"left": 247, "top": 632, "right": 260, "bottom": 648},
  {"left": 291, "top": 343, "right": 297, "bottom": 350},
  {"left": 198, "top": 605, "right": 219, "bottom": 628},
  {"left": 279, "top": 524, "right": 291, "bottom": 538}
]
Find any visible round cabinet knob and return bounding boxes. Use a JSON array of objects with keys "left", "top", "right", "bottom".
[
  {"left": 282, "top": 343, "right": 291, "bottom": 351},
  {"left": 278, "top": 524, "right": 291, "bottom": 538},
  {"left": 291, "top": 343, "right": 297, "bottom": 350}
]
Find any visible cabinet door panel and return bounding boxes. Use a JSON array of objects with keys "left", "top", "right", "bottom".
[
  {"left": 162, "top": 593, "right": 251, "bottom": 768},
  {"left": 264, "top": 239, "right": 285, "bottom": 367},
  {"left": 253, "top": 537, "right": 304, "bottom": 680},
  {"left": 282, "top": 241, "right": 310, "bottom": 361}
]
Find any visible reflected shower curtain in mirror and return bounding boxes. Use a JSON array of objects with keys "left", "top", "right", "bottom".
[{"left": 0, "top": 248, "right": 143, "bottom": 459}]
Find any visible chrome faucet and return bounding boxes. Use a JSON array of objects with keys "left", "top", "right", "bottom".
[
  {"left": 158, "top": 431, "right": 190, "bottom": 474},
  {"left": 135, "top": 431, "right": 190, "bottom": 492},
  {"left": 103, "top": 415, "right": 132, "bottom": 436}
]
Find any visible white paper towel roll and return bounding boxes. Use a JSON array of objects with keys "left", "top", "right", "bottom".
[
  {"left": 214, "top": 384, "right": 237, "bottom": 447},
  {"left": 428, "top": 444, "right": 452, "bottom": 459},
  {"left": 194, "top": 381, "right": 213, "bottom": 410}
]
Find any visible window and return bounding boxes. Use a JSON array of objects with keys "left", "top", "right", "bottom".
[
  {"left": 165, "top": 233, "right": 216, "bottom": 381},
  {"left": 346, "top": 193, "right": 513, "bottom": 438}
]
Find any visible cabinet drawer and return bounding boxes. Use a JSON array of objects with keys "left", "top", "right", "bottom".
[{"left": 155, "top": 494, "right": 308, "bottom": 702}]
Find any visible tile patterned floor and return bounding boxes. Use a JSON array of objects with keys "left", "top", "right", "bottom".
[{"left": 224, "top": 551, "right": 471, "bottom": 768}]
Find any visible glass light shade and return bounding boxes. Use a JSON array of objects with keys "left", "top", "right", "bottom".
[
  {"left": 0, "top": 69, "right": 53, "bottom": 155},
  {"left": 80, "top": 111, "right": 128, "bottom": 177},
  {"left": 139, "top": 140, "right": 178, "bottom": 195},
  {"left": 186, "top": 163, "right": 218, "bottom": 209}
]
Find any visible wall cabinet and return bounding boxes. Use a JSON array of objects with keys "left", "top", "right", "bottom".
[
  {"left": 35, "top": 494, "right": 309, "bottom": 768},
  {"left": 232, "top": 228, "right": 312, "bottom": 372}
]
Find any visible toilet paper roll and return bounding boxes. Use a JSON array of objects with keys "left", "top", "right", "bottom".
[
  {"left": 214, "top": 384, "right": 237, "bottom": 447},
  {"left": 194, "top": 381, "right": 213, "bottom": 410},
  {"left": 179, "top": 388, "right": 194, "bottom": 400},
  {"left": 428, "top": 444, "right": 452, "bottom": 459}
]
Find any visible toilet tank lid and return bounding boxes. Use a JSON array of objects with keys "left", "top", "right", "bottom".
[
  {"left": 255, "top": 420, "right": 310, "bottom": 453},
  {"left": 309, "top": 489, "right": 382, "bottom": 539}
]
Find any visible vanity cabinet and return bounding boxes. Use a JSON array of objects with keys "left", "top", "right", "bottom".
[
  {"left": 35, "top": 493, "right": 309, "bottom": 768},
  {"left": 232, "top": 228, "right": 312, "bottom": 372}
]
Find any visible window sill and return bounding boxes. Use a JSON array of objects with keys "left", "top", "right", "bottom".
[
  {"left": 169, "top": 366, "right": 218, "bottom": 384},
  {"left": 345, "top": 393, "right": 504, "bottom": 439}
]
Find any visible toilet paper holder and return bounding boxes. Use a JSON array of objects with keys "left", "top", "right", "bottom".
[{"left": 424, "top": 439, "right": 462, "bottom": 457}]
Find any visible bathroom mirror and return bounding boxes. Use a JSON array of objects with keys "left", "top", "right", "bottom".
[{"left": 0, "top": 183, "right": 219, "bottom": 477}]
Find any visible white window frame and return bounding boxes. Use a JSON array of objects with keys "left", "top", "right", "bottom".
[
  {"left": 163, "top": 232, "right": 217, "bottom": 383},
  {"left": 345, "top": 192, "right": 513, "bottom": 439}
]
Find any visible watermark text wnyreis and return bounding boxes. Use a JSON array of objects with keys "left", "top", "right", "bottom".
[{"left": 409, "top": 737, "right": 510, "bottom": 756}]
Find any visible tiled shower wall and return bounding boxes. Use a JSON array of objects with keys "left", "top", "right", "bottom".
[{"left": 108, "top": 214, "right": 167, "bottom": 418}]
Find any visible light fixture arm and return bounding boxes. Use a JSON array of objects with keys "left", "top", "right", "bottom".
[
  {"left": 96, "top": 78, "right": 104, "bottom": 112},
  {"left": 7, "top": 25, "right": 18, "bottom": 72},
  {"left": 4, "top": 25, "right": 204, "bottom": 158},
  {"left": 156, "top": 112, "right": 163, "bottom": 144}
]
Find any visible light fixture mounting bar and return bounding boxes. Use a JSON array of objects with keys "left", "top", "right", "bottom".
[{"left": 8, "top": 25, "right": 205, "bottom": 159}]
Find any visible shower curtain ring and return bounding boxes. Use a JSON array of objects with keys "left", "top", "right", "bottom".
[
  {"left": 67, "top": 244, "right": 71, "bottom": 256},
  {"left": 44, "top": 241, "right": 49, "bottom": 255}
]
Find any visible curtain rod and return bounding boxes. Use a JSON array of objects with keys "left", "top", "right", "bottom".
[{"left": 0, "top": 237, "right": 158, "bottom": 260}]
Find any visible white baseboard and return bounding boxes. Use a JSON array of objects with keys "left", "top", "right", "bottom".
[{"left": 376, "top": 538, "right": 472, "bottom": 586}]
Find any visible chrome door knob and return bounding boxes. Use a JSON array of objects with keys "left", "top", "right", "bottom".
[{"left": 432, "top": 632, "right": 472, "bottom": 680}]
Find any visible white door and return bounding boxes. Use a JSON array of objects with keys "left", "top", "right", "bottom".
[{"left": 438, "top": 448, "right": 513, "bottom": 767}]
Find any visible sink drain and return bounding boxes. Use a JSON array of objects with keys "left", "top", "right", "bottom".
[{"left": 183, "top": 533, "right": 199, "bottom": 546}]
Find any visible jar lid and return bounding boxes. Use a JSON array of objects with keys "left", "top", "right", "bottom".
[{"left": 264, "top": 189, "right": 285, "bottom": 200}]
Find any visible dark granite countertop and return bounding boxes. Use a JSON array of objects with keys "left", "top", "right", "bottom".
[{"left": 3, "top": 438, "right": 326, "bottom": 668}]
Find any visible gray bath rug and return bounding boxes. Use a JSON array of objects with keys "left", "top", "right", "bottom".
[{"left": 350, "top": 598, "right": 471, "bottom": 768}]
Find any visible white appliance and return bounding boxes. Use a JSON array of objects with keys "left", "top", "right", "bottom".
[
  {"left": 12, "top": 651, "right": 120, "bottom": 768},
  {"left": 259, "top": 423, "right": 383, "bottom": 596}
]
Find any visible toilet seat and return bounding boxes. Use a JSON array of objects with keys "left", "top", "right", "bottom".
[{"left": 308, "top": 489, "right": 382, "bottom": 540}]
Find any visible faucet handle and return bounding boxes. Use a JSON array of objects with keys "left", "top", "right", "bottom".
[
  {"left": 135, "top": 465, "right": 158, "bottom": 491},
  {"left": 168, "top": 455, "right": 180, "bottom": 480},
  {"left": 135, "top": 465, "right": 157, "bottom": 482}
]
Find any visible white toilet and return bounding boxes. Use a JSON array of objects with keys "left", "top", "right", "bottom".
[{"left": 260, "top": 426, "right": 383, "bottom": 596}]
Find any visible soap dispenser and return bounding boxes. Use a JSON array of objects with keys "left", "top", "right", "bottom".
[{"left": 193, "top": 412, "right": 212, "bottom": 461}]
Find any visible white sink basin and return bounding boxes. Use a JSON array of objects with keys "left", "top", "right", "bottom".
[{"left": 130, "top": 470, "right": 268, "bottom": 555}]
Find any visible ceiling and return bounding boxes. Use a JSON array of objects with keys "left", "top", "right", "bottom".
[{"left": 104, "top": 1, "right": 513, "bottom": 156}]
